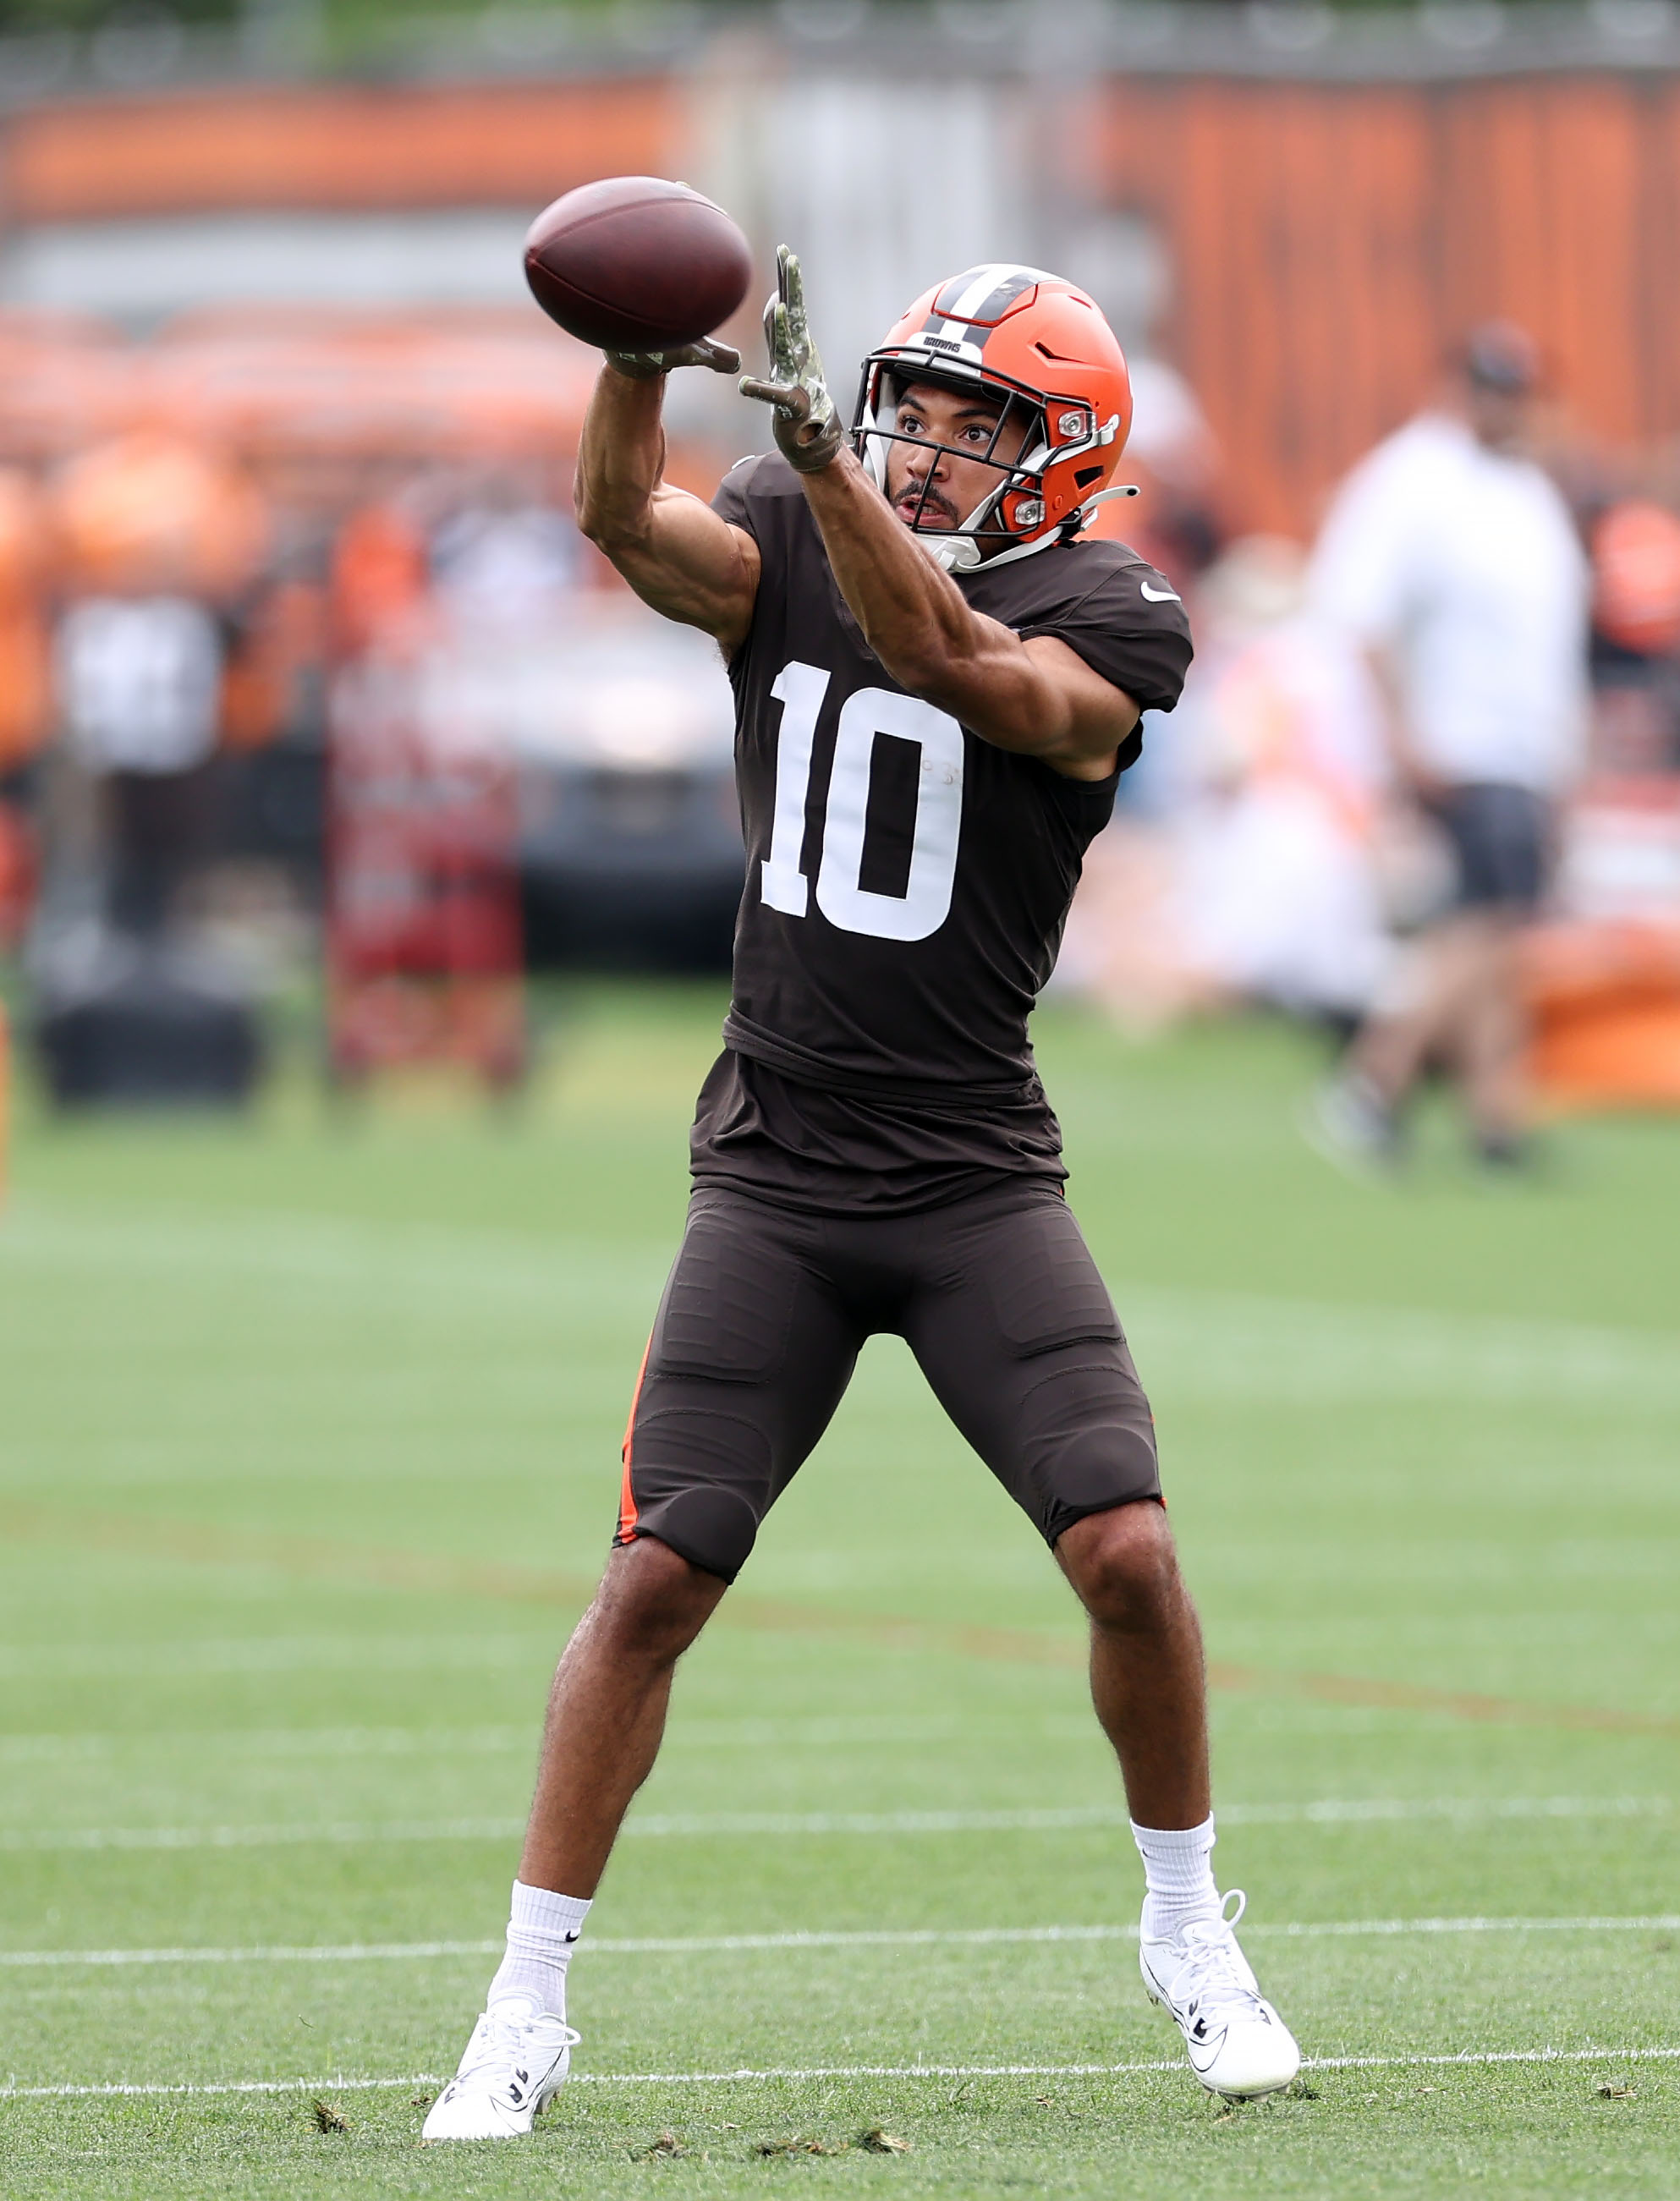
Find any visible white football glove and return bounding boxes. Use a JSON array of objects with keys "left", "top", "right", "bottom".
[{"left": 738, "top": 246, "right": 843, "bottom": 475}]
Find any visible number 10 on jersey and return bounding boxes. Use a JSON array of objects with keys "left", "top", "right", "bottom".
[{"left": 760, "top": 661, "right": 966, "bottom": 944}]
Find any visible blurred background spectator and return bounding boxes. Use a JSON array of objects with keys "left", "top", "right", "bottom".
[
  {"left": 51, "top": 430, "right": 267, "bottom": 933},
  {"left": 1059, "top": 536, "right": 1394, "bottom": 1031},
  {"left": 1305, "top": 324, "right": 1590, "bottom": 1171},
  {"left": 1172, "top": 538, "right": 1395, "bottom": 1028},
  {"left": 28, "top": 429, "right": 275, "bottom": 1103}
]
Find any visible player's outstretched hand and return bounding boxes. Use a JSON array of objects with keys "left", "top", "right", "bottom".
[
  {"left": 606, "top": 338, "right": 742, "bottom": 380},
  {"left": 738, "top": 246, "right": 843, "bottom": 475}
]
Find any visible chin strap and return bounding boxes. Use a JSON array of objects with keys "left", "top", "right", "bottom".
[
  {"left": 917, "top": 483, "right": 1143, "bottom": 574},
  {"left": 915, "top": 531, "right": 982, "bottom": 574}
]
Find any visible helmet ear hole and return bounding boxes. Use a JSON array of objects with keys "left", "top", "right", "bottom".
[{"left": 1074, "top": 464, "right": 1105, "bottom": 488}]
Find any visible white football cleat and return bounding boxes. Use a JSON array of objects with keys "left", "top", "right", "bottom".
[
  {"left": 1140, "top": 1891, "right": 1302, "bottom": 2099},
  {"left": 420, "top": 1998, "right": 579, "bottom": 2140}
]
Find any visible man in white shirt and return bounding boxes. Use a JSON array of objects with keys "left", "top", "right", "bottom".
[{"left": 1306, "top": 323, "right": 1589, "bottom": 1167}]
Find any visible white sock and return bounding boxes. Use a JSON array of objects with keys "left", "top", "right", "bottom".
[
  {"left": 486, "top": 1880, "right": 591, "bottom": 2022},
  {"left": 1131, "top": 1814, "right": 1220, "bottom": 1942}
]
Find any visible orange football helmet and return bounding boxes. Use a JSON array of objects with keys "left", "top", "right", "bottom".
[{"left": 853, "top": 265, "right": 1134, "bottom": 572}]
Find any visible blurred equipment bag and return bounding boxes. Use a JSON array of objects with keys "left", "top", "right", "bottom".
[{"left": 35, "top": 949, "right": 261, "bottom": 1109}]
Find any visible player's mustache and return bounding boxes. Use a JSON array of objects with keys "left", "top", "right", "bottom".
[{"left": 897, "top": 480, "right": 959, "bottom": 524}]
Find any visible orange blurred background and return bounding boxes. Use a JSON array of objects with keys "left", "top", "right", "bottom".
[{"left": 2, "top": 11, "right": 1679, "bottom": 1106}]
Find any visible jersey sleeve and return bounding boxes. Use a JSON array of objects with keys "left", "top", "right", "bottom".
[
  {"left": 709, "top": 454, "right": 767, "bottom": 542},
  {"left": 1015, "top": 561, "right": 1194, "bottom": 715}
]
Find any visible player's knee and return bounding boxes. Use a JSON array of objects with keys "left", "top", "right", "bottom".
[
  {"left": 1057, "top": 1500, "right": 1179, "bottom": 1630},
  {"left": 625, "top": 1481, "right": 762, "bottom": 1585},
  {"left": 600, "top": 1534, "right": 727, "bottom": 1662}
]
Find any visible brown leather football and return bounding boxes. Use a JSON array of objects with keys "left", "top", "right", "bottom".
[{"left": 524, "top": 176, "right": 755, "bottom": 352}]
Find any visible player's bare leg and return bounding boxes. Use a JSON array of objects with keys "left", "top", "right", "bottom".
[
  {"left": 1056, "top": 1501, "right": 1210, "bottom": 1827},
  {"left": 1057, "top": 1500, "right": 1299, "bottom": 2098},
  {"left": 519, "top": 1538, "right": 727, "bottom": 1895},
  {"left": 422, "top": 1538, "right": 724, "bottom": 2140}
]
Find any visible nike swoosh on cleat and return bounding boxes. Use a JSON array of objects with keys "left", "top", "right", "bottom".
[{"left": 1140, "top": 582, "right": 1181, "bottom": 602}]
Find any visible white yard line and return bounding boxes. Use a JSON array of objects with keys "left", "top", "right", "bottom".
[
  {"left": 0, "top": 1940, "right": 505, "bottom": 1968},
  {"left": 7, "top": 1914, "right": 1677, "bottom": 1969},
  {"left": 4, "top": 2045, "right": 1677, "bottom": 2101},
  {"left": 3, "top": 1796, "right": 1671, "bottom": 1851},
  {"left": 1222, "top": 1796, "right": 1672, "bottom": 1826}
]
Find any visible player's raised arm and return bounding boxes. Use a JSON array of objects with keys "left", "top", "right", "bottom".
[
  {"left": 574, "top": 356, "right": 761, "bottom": 654},
  {"left": 524, "top": 178, "right": 761, "bottom": 652}
]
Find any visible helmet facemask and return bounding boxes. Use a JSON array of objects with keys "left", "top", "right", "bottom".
[
  {"left": 854, "top": 362, "right": 1055, "bottom": 573},
  {"left": 853, "top": 356, "right": 1118, "bottom": 574}
]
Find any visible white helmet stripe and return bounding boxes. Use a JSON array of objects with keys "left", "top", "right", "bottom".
[
  {"left": 944, "top": 263, "right": 1024, "bottom": 321},
  {"left": 921, "top": 264, "right": 1057, "bottom": 343}
]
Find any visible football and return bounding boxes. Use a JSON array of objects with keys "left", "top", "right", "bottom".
[{"left": 524, "top": 176, "right": 755, "bottom": 352}]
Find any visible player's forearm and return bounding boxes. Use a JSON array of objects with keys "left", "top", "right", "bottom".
[
  {"left": 574, "top": 365, "right": 668, "bottom": 556},
  {"left": 799, "top": 452, "right": 1054, "bottom": 743},
  {"left": 574, "top": 368, "right": 759, "bottom": 645}
]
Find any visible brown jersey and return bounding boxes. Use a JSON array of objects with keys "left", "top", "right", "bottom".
[{"left": 692, "top": 451, "right": 1192, "bottom": 1215}]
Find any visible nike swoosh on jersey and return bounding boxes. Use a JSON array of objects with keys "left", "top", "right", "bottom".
[{"left": 1140, "top": 581, "right": 1181, "bottom": 602}]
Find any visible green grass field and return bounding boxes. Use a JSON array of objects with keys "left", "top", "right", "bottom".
[{"left": 2, "top": 984, "right": 1677, "bottom": 2198}]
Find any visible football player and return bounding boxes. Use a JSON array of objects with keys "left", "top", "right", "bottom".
[{"left": 423, "top": 251, "right": 1300, "bottom": 2140}]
